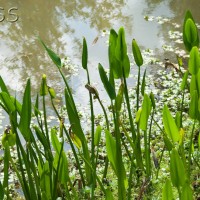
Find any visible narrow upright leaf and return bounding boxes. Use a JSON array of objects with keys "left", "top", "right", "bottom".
[
  {"left": 140, "top": 94, "right": 152, "bottom": 131},
  {"left": 0, "top": 181, "right": 4, "bottom": 200},
  {"left": 170, "top": 148, "right": 186, "bottom": 188},
  {"left": 181, "top": 70, "right": 189, "bottom": 91},
  {"left": 162, "top": 179, "right": 173, "bottom": 200},
  {"left": 188, "top": 46, "right": 200, "bottom": 75},
  {"left": 98, "top": 63, "right": 116, "bottom": 100},
  {"left": 132, "top": 39, "right": 143, "bottom": 67},
  {"left": 0, "top": 92, "right": 15, "bottom": 113},
  {"left": 82, "top": 37, "right": 88, "bottom": 69},
  {"left": 181, "top": 184, "right": 193, "bottom": 200},
  {"left": 40, "top": 39, "right": 61, "bottom": 68},
  {"left": 94, "top": 125, "right": 102, "bottom": 146},
  {"left": 105, "top": 130, "right": 117, "bottom": 174},
  {"left": 163, "top": 105, "right": 179, "bottom": 143},
  {"left": 115, "top": 83, "right": 124, "bottom": 112},
  {"left": 141, "top": 69, "right": 146, "bottom": 96},
  {"left": 19, "top": 79, "right": 32, "bottom": 141},
  {"left": 115, "top": 27, "right": 127, "bottom": 62},
  {"left": 189, "top": 90, "right": 198, "bottom": 119}
]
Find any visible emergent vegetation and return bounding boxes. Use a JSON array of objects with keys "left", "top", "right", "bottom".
[{"left": 0, "top": 10, "right": 199, "bottom": 199}]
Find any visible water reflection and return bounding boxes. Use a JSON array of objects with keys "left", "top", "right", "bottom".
[{"left": 0, "top": 0, "right": 199, "bottom": 95}]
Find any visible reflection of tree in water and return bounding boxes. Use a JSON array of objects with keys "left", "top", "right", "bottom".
[
  {"left": 143, "top": 0, "right": 200, "bottom": 63},
  {"left": 0, "top": 0, "right": 128, "bottom": 92}
]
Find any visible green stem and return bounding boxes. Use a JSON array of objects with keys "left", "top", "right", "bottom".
[
  {"left": 123, "top": 69, "right": 136, "bottom": 141},
  {"left": 136, "top": 66, "right": 141, "bottom": 111}
]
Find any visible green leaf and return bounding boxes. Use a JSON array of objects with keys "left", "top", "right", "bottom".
[
  {"left": 0, "top": 76, "right": 10, "bottom": 95},
  {"left": 175, "top": 111, "right": 181, "bottom": 129},
  {"left": 115, "top": 83, "right": 124, "bottom": 112},
  {"left": 94, "top": 125, "right": 102, "bottom": 146},
  {"left": 105, "top": 189, "right": 114, "bottom": 200},
  {"left": 40, "top": 39, "right": 61, "bottom": 68},
  {"left": 181, "top": 184, "right": 193, "bottom": 200},
  {"left": 163, "top": 105, "right": 179, "bottom": 143},
  {"left": 48, "top": 87, "right": 56, "bottom": 99},
  {"left": 109, "top": 29, "right": 122, "bottom": 79},
  {"left": 181, "top": 70, "right": 189, "bottom": 91},
  {"left": 188, "top": 46, "right": 200, "bottom": 75},
  {"left": 141, "top": 69, "right": 146, "bottom": 96},
  {"left": 0, "top": 92, "right": 15, "bottom": 113},
  {"left": 132, "top": 39, "right": 143, "bottom": 67},
  {"left": 190, "top": 74, "right": 197, "bottom": 95},
  {"left": 3, "top": 142, "right": 10, "bottom": 188},
  {"left": 198, "top": 131, "right": 200, "bottom": 149},
  {"left": 105, "top": 130, "right": 117, "bottom": 175},
  {"left": 19, "top": 79, "right": 32, "bottom": 141},
  {"left": 162, "top": 179, "right": 173, "bottom": 200},
  {"left": 82, "top": 37, "right": 88, "bottom": 69},
  {"left": 115, "top": 27, "right": 127, "bottom": 62},
  {"left": 170, "top": 148, "right": 186, "bottom": 188},
  {"left": 40, "top": 74, "right": 48, "bottom": 96},
  {"left": 163, "top": 135, "right": 173, "bottom": 151},
  {"left": 140, "top": 94, "right": 152, "bottom": 131},
  {"left": 98, "top": 63, "right": 116, "bottom": 100},
  {"left": 150, "top": 92, "right": 156, "bottom": 109},
  {"left": 189, "top": 90, "right": 198, "bottom": 119},
  {"left": 34, "top": 126, "right": 49, "bottom": 149},
  {"left": 123, "top": 54, "right": 130, "bottom": 78},
  {"left": 135, "top": 108, "right": 142, "bottom": 123},
  {"left": 51, "top": 129, "right": 61, "bottom": 154},
  {"left": 0, "top": 181, "right": 4, "bottom": 200},
  {"left": 183, "top": 10, "right": 199, "bottom": 51},
  {"left": 70, "top": 132, "right": 82, "bottom": 149}
]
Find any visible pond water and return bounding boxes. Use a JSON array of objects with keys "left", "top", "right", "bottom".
[{"left": 0, "top": 0, "right": 200, "bottom": 130}]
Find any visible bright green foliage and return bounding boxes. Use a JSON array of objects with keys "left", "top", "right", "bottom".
[
  {"left": 170, "top": 149, "right": 186, "bottom": 188},
  {"left": 82, "top": 37, "right": 88, "bottom": 69},
  {"left": 105, "top": 189, "right": 114, "bottom": 200},
  {"left": 180, "top": 70, "right": 189, "bottom": 90},
  {"left": 162, "top": 179, "right": 173, "bottom": 200},
  {"left": 132, "top": 39, "right": 143, "bottom": 67},
  {"left": 189, "top": 46, "right": 200, "bottom": 75},
  {"left": 19, "top": 79, "right": 32, "bottom": 141},
  {"left": 181, "top": 184, "right": 193, "bottom": 200},
  {"left": 98, "top": 63, "right": 116, "bottom": 100},
  {"left": 163, "top": 105, "right": 180, "bottom": 143},
  {"left": 115, "top": 83, "right": 124, "bottom": 112},
  {"left": 1, "top": 129, "right": 16, "bottom": 147},
  {"left": 141, "top": 69, "right": 146, "bottom": 96},
  {"left": 189, "top": 90, "right": 199, "bottom": 119},
  {"left": 183, "top": 10, "right": 199, "bottom": 51},
  {"left": 105, "top": 130, "right": 117, "bottom": 175},
  {"left": 0, "top": 92, "right": 15, "bottom": 113},
  {"left": 140, "top": 94, "right": 152, "bottom": 131},
  {"left": 40, "top": 39, "right": 61, "bottom": 68},
  {"left": 94, "top": 125, "right": 102, "bottom": 146}
]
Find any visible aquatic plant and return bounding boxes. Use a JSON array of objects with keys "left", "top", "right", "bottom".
[{"left": 0, "top": 10, "right": 199, "bottom": 200}]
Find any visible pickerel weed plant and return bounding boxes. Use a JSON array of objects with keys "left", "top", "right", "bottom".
[{"left": 0, "top": 10, "right": 199, "bottom": 200}]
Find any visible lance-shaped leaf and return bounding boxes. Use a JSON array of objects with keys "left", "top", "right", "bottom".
[
  {"left": 105, "top": 130, "right": 117, "bottom": 175},
  {"left": 140, "top": 94, "right": 152, "bottom": 131},
  {"left": 188, "top": 46, "right": 200, "bottom": 75},
  {"left": 115, "top": 83, "right": 124, "bottom": 112},
  {"left": 123, "top": 54, "right": 130, "bottom": 78},
  {"left": 189, "top": 90, "right": 198, "bottom": 119},
  {"left": 98, "top": 63, "right": 116, "bottom": 100},
  {"left": 109, "top": 29, "right": 122, "bottom": 79},
  {"left": 183, "top": 10, "right": 199, "bottom": 51},
  {"left": 19, "top": 79, "right": 32, "bottom": 141},
  {"left": 141, "top": 69, "right": 146, "bottom": 96},
  {"left": 82, "top": 37, "right": 88, "bottom": 70},
  {"left": 150, "top": 92, "right": 156, "bottom": 109},
  {"left": 40, "top": 39, "right": 61, "bottom": 68},
  {"left": 190, "top": 74, "right": 197, "bottom": 95},
  {"left": 0, "top": 92, "right": 15, "bottom": 113},
  {"left": 94, "top": 125, "right": 102, "bottom": 147},
  {"left": 170, "top": 148, "right": 186, "bottom": 188},
  {"left": 132, "top": 39, "right": 143, "bottom": 67},
  {"left": 181, "top": 70, "right": 189, "bottom": 91},
  {"left": 115, "top": 27, "right": 127, "bottom": 62},
  {"left": 0, "top": 76, "right": 10, "bottom": 95},
  {"left": 162, "top": 179, "right": 173, "bottom": 200},
  {"left": 163, "top": 105, "right": 179, "bottom": 143},
  {"left": 40, "top": 74, "right": 48, "bottom": 96},
  {"left": 51, "top": 129, "right": 61, "bottom": 154},
  {"left": 181, "top": 184, "right": 193, "bottom": 200}
]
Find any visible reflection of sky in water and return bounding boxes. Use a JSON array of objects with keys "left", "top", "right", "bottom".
[{"left": 0, "top": 1, "right": 200, "bottom": 97}]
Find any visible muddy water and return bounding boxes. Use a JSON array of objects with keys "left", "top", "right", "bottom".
[{"left": 0, "top": 0, "right": 200, "bottom": 128}]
